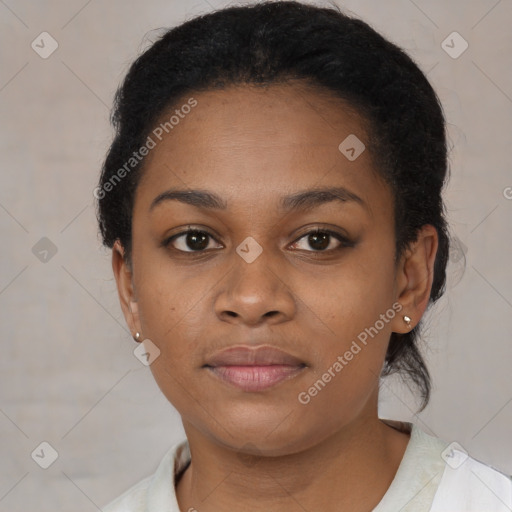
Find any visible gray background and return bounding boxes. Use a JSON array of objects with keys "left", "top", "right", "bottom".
[{"left": 0, "top": 0, "right": 511, "bottom": 510}]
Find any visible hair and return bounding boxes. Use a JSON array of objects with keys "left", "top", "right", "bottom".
[{"left": 96, "top": 0, "right": 450, "bottom": 411}]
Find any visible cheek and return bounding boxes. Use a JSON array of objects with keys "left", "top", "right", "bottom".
[
  {"left": 133, "top": 262, "right": 212, "bottom": 399},
  {"left": 293, "top": 242, "right": 397, "bottom": 347},
  {"left": 137, "top": 276, "right": 208, "bottom": 413},
  {"left": 292, "top": 241, "right": 397, "bottom": 403},
  {"left": 135, "top": 257, "right": 206, "bottom": 335},
  {"left": 292, "top": 293, "right": 395, "bottom": 443}
]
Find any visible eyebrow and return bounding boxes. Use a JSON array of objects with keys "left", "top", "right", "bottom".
[{"left": 149, "top": 186, "right": 366, "bottom": 213}]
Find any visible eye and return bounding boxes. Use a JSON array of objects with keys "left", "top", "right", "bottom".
[
  {"left": 163, "top": 227, "right": 353, "bottom": 255},
  {"left": 290, "top": 228, "right": 353, "bottom": 252},
  {"left": 164, "top": 228, "right": 222, "bottom": 253}
]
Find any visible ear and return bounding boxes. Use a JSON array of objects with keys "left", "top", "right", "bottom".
[
  {"left": 391, "top": 225, "right": 439, "bottom": 334},
  {"left": 112, "top": 239, "right": 142, "bottom": 341}
]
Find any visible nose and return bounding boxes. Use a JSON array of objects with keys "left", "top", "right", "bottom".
[{"left": 214, "top": 247, "right": 296, "bottom": 327}]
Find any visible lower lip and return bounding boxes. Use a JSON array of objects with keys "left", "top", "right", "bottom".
[{"left": 206, "top": 365, "right": 305, "bottom": 391}]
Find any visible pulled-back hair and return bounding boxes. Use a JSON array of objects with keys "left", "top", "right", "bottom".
[{"left": 96, "top": 0, "right": 450, "bottom": 411}]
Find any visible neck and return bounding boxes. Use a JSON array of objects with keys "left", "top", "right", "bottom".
[{"left": 176, "top": 413, "right": 410, "bottom": 512}]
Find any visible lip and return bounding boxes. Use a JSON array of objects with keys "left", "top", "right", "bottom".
[
  {"left": 205, "top": 345, "right": 304, "bottom": 367},
  {"left": 204, "top": 345, "right": 306, "bottom": 392}
]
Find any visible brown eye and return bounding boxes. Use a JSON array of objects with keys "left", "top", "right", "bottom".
[
  {"left": 166, "top": 229, "right": 222, "bottom": 252},
  {"left": 306, "top": 232, "right": 331, "bottom": 251},
  {"left": 290, "top": 229, "right": 353, "bottom": 252}
]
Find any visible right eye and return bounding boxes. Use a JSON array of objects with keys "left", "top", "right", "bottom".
[{"left": 164, "top": 228, "right": 223, "bottom": 253}]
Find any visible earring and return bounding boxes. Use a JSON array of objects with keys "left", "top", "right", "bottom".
[
  {"left": 403, "top": 316, "right": 412, "bottom": 329},
  {"left": 134, "top": 332, "right": 141, "bottom": 342}
]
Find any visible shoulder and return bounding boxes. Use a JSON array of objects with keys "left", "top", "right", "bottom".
[
  {"left": 379, "top": 419, "right": 512, "bottom": 511},
  {"left": 102, "top": 476, "right": 152, "bottom": 512},
  {"left": 101, "top": 439, "right": 190, "bottom": 512},
  {"left": 429, "top": 438, "right": 512, "bottom": 511}
]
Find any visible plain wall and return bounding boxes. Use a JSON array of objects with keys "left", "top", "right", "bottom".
[{"left": 0, "top": 0, "right": 511, "bottom": 510}]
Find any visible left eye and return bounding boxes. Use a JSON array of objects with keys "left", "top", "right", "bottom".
[{"left": 290, "top": 229, "right": 351, "bottom": 252}]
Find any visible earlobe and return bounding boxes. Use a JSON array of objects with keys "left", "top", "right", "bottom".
[
  {"left": 112, "top": 240, "right": 142, "bottom": 339},
  {"left": 392, "top": 225, "right": 439, "bottom": 333},
  {"left": 129, "top": 300, "right": 143, "bottom": 342}
]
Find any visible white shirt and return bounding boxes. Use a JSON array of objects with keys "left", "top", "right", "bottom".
[{"left": 103, "top": 421, "right": 512, "bottom": 511}]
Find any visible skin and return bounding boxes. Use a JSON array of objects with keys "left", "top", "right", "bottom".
[{"left": 112, "top": 82, "right": 438, "bottom": 512}]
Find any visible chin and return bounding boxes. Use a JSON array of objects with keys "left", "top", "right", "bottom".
[{"left": 198, "top": 407, "right": 329, "bottom": 457}]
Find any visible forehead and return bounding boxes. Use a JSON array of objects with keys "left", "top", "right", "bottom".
[{"left": 135, "top": 83, "right": 387, "bottom": 213}]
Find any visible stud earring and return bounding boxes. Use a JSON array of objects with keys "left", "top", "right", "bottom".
[
  {"left": 403, "top": 316, "right": 412, "bottom": 329},
  {"left": 134, "top": 332, "right": 141, "bottom": 342}
]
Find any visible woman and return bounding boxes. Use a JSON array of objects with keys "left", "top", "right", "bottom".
[{"left": 96, "top": 1, "right": 512, "bottom": 510}]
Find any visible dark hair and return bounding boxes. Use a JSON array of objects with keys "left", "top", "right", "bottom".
[{"left": 96, "top": 0, "right": 450, "bottom": 411}]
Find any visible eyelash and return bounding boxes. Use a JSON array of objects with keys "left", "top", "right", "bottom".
[{"left": 162, "top": 227, "right": 355, "bottom": 256}]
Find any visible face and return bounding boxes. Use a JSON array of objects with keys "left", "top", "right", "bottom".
[{"left": 113, "top": 83, "right": 432, "bottom": 456}]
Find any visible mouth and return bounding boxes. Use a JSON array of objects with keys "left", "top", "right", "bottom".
[
  {"left": 205, "top": 364, "right": 306, "bottom": 391},
  {"left": 203, "top": 345, "right": 307, "bottom": 392}
]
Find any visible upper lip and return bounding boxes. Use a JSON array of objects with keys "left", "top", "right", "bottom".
[{"left": 204, "top": 345, "right": 305, "bottom": 367}]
